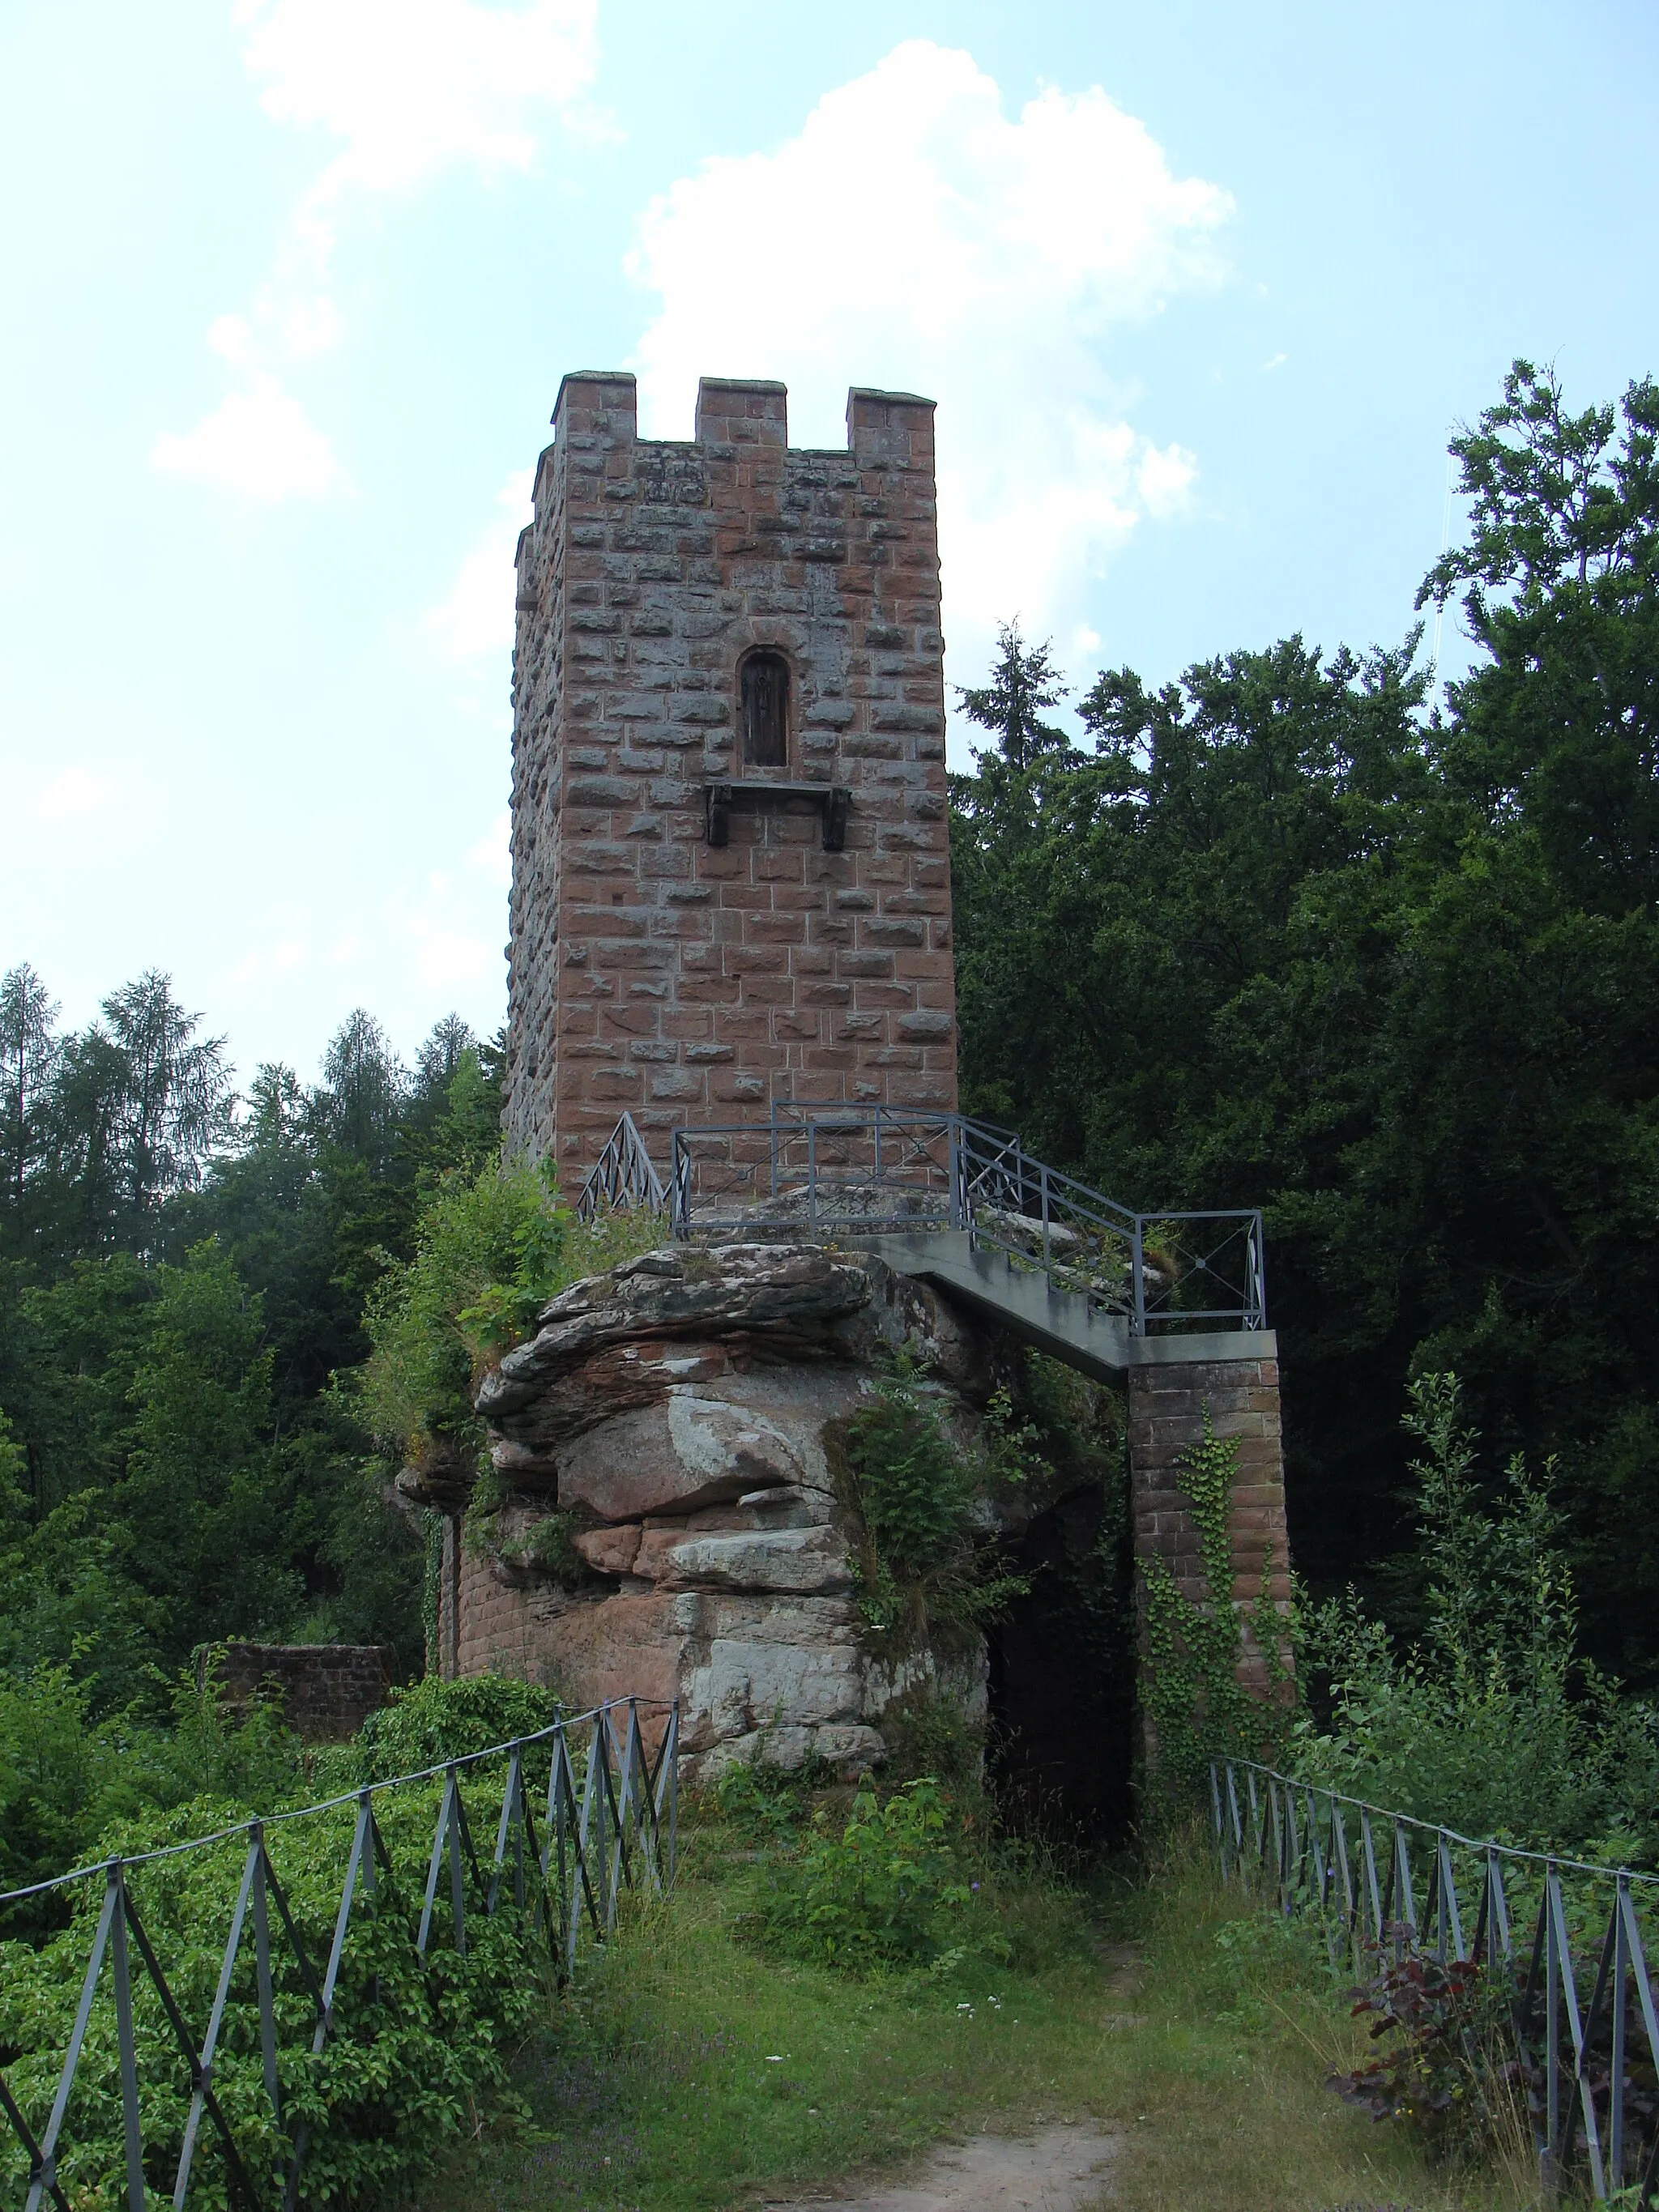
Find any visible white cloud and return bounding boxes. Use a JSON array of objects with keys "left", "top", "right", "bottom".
[
  {"left": 151, "top": 379, "right": 343, "bottom": 501},
  {"left": 156, "top": 0, "right": 598, "bottom": 501},
  {"left": 235, "top": 0, "right": 601, "bottom": 202},
  {"left": 424, "top": 472, "right": 532, "bottom": 660},
  {"left": 626, "top": 40, "right": 1230, "bottom": 684}
]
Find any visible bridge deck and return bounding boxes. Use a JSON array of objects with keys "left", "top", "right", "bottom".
[{"left": 846, "top": 1231, "right": 1277, "bottom": 1378}]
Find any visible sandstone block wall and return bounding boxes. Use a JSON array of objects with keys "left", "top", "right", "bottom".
[
  {"left": 1125, "top": 1357, "right": 1292, "bottom": 1699},
  {"left": 505, "top": 372, "right": 957, "bottom": 1181},
  {"left": 206, "top": 1643, "right": 392, "bottom": 1744}
]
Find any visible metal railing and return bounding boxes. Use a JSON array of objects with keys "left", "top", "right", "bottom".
[
  {"left": 665, "top": 1107, "right": 1267, "bottom": 1334},
  {"left": 0, "top": 1697, "right": 677, "bottom": 2212},
  {"left": 1209, "top": 1757, "right": 1659, "bottom": 2201},
  {"left": 574, "top": 1111, "right": 668, "bottom": 1224}
]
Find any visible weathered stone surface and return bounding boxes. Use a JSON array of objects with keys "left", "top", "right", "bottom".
[
  {"left": 571, "top": 1523, "right": 642, "bottom": 1577},
  {"left": 450, "top": 1231, "right": 1293, "bottom": 1786},
  {"left": 643, "top": 1524, "right": 853, "bottom": 1596},
  {"left": 450, "top": 1235, "right": 1030, "bottom": 1778},
  {"left": 479, "top": 1245, "right": 869, "bottom": 1422},
  {"left": 554, "top": 1362, "right": 868, "bottom": 1521},
  {"left": 393, "top": 1437, "right": 475, "bottom": 1510}
]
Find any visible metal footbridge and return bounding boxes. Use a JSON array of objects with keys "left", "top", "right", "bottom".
[{"left": 577, "top": 1108, "right": 1273, "bottom": 1377}]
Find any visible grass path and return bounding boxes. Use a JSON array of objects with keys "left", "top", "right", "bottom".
[{"left": 424, "top": 1830, "right": 1534, "bottom": 2212}]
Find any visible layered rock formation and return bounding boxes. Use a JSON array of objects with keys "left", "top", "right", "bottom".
[{"left": 412, "top": 1242, "right": 1000, "bottom": 1783}]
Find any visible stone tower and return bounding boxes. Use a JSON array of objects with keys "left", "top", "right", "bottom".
[{"left": 504, "top": 373, "right": 957, "bottom": 1180}]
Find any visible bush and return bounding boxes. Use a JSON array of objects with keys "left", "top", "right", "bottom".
[
  {"left": 0, "top": 1774, "right": 546, "bottom": 2209},
  {"left": 1327, "top": 1949, "right": 1514, "bottom": 2164},
  {"left": 354, "top": 1671, "right": 561, "bottom": 1780},
  {"left": 352, "top": 1153, "right": 662, "bottom": 1473},
  {"left": 1297, "top": 1375, "right": 1659, "bottom": 1860},
  {"left": 0, "top": 1664, "right": 302, "bottom": 1937},
  {"left": 751, "top": 1779, "right": 1009, "bottom": 1975},
  {"left": 838, "top": 1359, "right": 1027, "bottom": 1652}
]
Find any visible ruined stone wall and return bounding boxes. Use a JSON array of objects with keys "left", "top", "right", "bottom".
[
  {"left": 1124, "top": 1356, "right": 1292, "bottom": 1699},
  {"left": 206, "top": 1643, "right": 392, "bottom": 1744},
  {"left": 505, "top": 373, "right": 957, "bottom": 1179}
]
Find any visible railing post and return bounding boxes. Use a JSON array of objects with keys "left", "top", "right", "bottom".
[
  {"left": 1610, "top": 1875, "right": 1630, "bottom": 2185},
  {"left": 109, "top": 1867, "right": 145, "bottom": 2212},
  {"left": 1545, "top": 1860, "right": 1562, "bottom": 2191},
  {"left": 1132, "top": 1218, "right": 1146, "bottom": 1335}
]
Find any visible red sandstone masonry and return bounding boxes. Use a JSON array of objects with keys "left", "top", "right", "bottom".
[
  {"left": 204, "top": 1643, "right": 391, "bottom": 1745},
  {"left": 505, "top": 373, "right": 958, "bottom": 1175},
  {"left": 1126, "top": 1359, "right": 1293, "bottom": 1703}
]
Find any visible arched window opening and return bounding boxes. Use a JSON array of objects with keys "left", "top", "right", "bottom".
[{"left": 740, "top": 650, "right": 790, "bottom": 769}]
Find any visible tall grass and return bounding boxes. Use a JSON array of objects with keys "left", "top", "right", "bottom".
[{"left": 424, "top": 1804, "right": 1534, "bottom": 2212}]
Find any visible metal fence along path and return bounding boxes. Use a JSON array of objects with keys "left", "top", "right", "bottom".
[
  {"left": 0, "top": 1696, "right": 677, "bottom": 2211},
  {"left": 1210, "top": 1756, "right": 1659, "bottom": 2201}
]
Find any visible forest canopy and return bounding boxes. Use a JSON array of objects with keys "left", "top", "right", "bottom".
[{"left": 950, "top": 360, "right": 1659, "bottom": 1685}]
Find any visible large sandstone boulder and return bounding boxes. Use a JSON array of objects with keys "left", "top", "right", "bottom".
[{"left": 452, "top": 1241, "right": 999, "bottom": 1784}]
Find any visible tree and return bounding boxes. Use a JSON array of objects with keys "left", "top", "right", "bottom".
[
  {"left": 416, "top": 1014, "right": 478, "bottom": 1099},
  {"left": 955, "top": 621, "right": 1073, "bottom": 769},
  {"left": 316, "top": 1009, "right": 407, "bottom": 1164},
  {"left": 1421, "top": 360, "right": 1659, "bottom": 914},
  {"left": 949, "top": 362, "right": 1659, "bottom": 1683},
  {"left": 101, "top": 971, "right": 234, "bottom": 1209},
  {"left": 0, "top": 966, "right": 59, "bottom": 1240}
]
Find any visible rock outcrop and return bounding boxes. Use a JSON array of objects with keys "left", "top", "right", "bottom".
[{"left": 430, "top": 1242, "right": 1001, "bottom": 1784}]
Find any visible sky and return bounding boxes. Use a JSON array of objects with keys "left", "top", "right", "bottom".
[{"left": 2, "top": 0, "right": 1657, "bottom": 1087}]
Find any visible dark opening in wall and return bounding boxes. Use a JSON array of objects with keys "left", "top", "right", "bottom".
[
  {"left": 740, "top": 650, "right": 790, "bottom": 768},
  {"left": 986, "top": 1484, "right": 1137, "bottom": 1843}
]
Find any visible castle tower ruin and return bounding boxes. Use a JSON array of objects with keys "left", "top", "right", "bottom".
[{"left": 504, "top": 373, "right": 957, "bottom": 1180}]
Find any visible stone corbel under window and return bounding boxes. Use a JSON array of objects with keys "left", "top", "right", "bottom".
[{"left": 703, "top": 780, "right": 851, "bottom": 853}]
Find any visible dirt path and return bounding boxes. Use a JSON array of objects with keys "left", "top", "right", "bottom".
[{"left": 760, "top": 2123, "right": 1120, "bottom": 2210}]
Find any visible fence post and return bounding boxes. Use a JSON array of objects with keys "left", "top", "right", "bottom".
[
  {"left": 108, "top": 1867, "right": 146, "bottom": 2212},
  {"left": 1611, "top": 1876, "right": 1631, "bottom": 2185}
]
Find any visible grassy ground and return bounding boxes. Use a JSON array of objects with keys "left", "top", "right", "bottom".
[{"left": 424, "top": 1813, "right": 1540, "bottom": 2212}]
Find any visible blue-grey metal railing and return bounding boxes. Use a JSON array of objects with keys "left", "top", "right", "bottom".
[
  {"left": 0, "top": 1696, "right": 677, "bottom": 2211},
  {"left": 1209, "top": 1757, "right": 1659, "bottom": 2201},
  {"left": 574, "top": 1111, "right": 668, "bottom": 1224},
  {"left": 660, "top": 1107, "right": 1266, "bottom": 1334}
]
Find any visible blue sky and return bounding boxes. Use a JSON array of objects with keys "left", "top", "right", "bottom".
[{"left": 2, "top": 0, "right": 1656, "bottom": 1085}]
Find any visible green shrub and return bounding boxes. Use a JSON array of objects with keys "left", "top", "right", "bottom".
[
  {"left": 354, "top": 1671, "right": 561, "bottom": 1780},
  {"left": 0, "top": 1775, "right": 546, "bottom": 2209},
  {"left": 1297, "top": 1375, "right": 1659, "bottom": 1860},
  {"left": 711, "top": 1752, "right": 830, "bottom": 1848},
  {"left": 352, "top": 1153, "right": 662, "bottom": 1473},
  {"left": 838, "top": 1359, "right": 1027, "bottom": 1652},
  {"left": 752, "top": 1779, "right": 1009, "bottom": 1975},
  {"left": 0, "top": 1664, "right": 303, "bottom": 1936}
]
